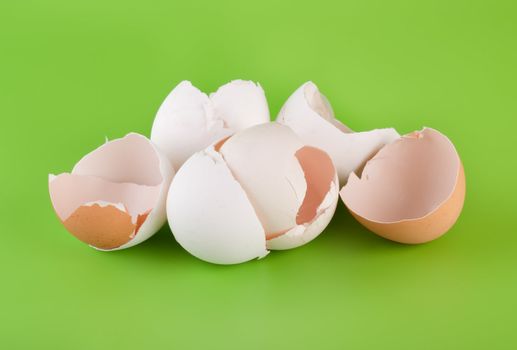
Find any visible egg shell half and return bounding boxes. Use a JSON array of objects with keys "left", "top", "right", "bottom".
[
  {"left": 277, "top": 81, "right": 400, "bottom": 184},
  {"left": 151, "top": 80, "right": 270, "bottom": 170},
  {"left": 49, "top": 133, "right": 174, "bottom": 250},
  {"left": 167, "top": 148, "right": 268, "bottom": 265},
  {"left": 340, "top": 128, "right": 465, "bottom": 244}
]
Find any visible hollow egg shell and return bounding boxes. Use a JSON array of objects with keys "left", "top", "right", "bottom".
[
  {"left": 167, "top": 122, "right": 339, "bottom": 264},
  {"left": 165, "top": 148, "right": 268, "bottom": 265},
  {"left": 340, "top": 128, "right": 465, "bottom": 244},
  {"left": 49, "top": 133, "right": 174, "bottom": 250},
  {"left": 277, "top": 81, "right": 400, "bottom": 184},
  {"left": 151, "top": 80, "right": 270, "bottom": 170}
]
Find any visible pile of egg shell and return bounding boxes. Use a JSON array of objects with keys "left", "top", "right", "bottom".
[{"left": 49, "top": 80, "right": 465, "bottom": 264}]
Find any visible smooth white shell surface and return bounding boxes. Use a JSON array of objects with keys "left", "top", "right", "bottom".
[
  {"left": 167, "top": 148, "right": 268, "bottom": 265},
  {"left": 151, "top": 80, "right": 270, "bottom": 170}
]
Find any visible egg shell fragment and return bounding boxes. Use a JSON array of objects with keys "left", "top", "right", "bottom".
[
  {"left": 219, "top": 123, "right": 307, "bottom": 237},
  {"left": 151, "top": 80, "right": 270, "bottom": 170},
  {"left": 266, "top": 145, "right": 339, "bottom": 249},
  {"left": 167, "top": 148, "right": 268, "bottom": 265},
  {"left": 210, "top": 80, "right": 270, "bottom": 131},
  {"left": 167, "top": 122, "right": 339, "bottom": 264},
  {"left": 340, "top": 128, "right": 465, "bottom": 244},
  {"left": 267, "top": 179, "right": 339, "bottom": 250},
  {"left": 277, "top": 81, "right": 400, "bottom": 184},
  {"left": 49, "top": 133, "right": 174, "bottom": 250}
]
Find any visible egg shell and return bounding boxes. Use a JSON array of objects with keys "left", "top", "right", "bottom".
[
  {"left": 340, "top": 128, "right": 465, "bottom": 244},
  {"left": 49, "top": 133, "right": 174, "bottom": 250},
  {"left": 167, "top": 123, "right": 338, "bottom": 264},
  {"left": 151, "top": 80, "right": 270, "bottom": 170},
  {"left": 266, "top": 179, "right": 339, "bottom": 250},
  {"left": 277, "top": 81, "right": 400, "bottom": 184},
  {"left": 218, "top": 123, "right": 339, "bottom": 246},
  {"left": 167, "top": 147, "right": 268, "bottom": 265},
  {"left": 209, "top": 80, "right": 270, "bottom": 131},
  {"left": 219, "top": 123, "right": 307, "bottom": 236}
]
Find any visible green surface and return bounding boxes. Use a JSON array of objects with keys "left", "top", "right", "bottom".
[{"left": 1, "top": 0, "right": 516, "bottom": 349}]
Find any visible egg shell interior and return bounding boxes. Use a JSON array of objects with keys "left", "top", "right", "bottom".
[
  {"left": 340, "top": 128, "right": 465, "bottom": 243},
  {"left": 49, "top": 133, "right": 172, "bottom": 250},
  {"left": 294, "top": 146, "right": 336, "bottom": 226},
  {"left": 342, "top": 128, "right": 460, "bottom": 222}
]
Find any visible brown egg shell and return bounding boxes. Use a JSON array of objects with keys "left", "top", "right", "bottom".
[
  {"left": 62, "top": 203, "right": 150, "bottom": 250},
  {"left": 340, "top": 128, "right": 465, "bottom": 244}
]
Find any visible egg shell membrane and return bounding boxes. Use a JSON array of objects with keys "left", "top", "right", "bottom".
[
  {"left": 340, "top": 128, "right": 465, "bottom": 244},
  {"left": 217, "top": 123, "right": 337, "bottom": 242},
  {"left": 150, "top": 80, "right": 269, "bottom": 169},
  {"left": 72, "top": 133, "right": 163, "bottom": 185},
  {"left": 277, "top": 81, "right": 400, "bottom": 184},
  {"left": 49, "top": 133, "right": 166, "bottom": 250}
]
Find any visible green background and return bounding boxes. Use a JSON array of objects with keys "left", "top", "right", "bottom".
[{"left": 1, "top": 0, "right": 516, "bottom": 348}]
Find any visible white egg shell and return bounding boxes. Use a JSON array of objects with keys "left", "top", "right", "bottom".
[
  {"left": 209, "top": 79, "right": 270, "bottom": 130},
  {"left": 151, "top": 80, "right": 270, "bottom": 170},
  {"left": 167, "top": 148, "right": 268, "bottom": 265},
  {"left": 167, "top": 123, "right": 339, "bottom": 264},
  {"left": 277, "top": 81, "right": 400, "bottom": 184},
  {"left": 266, "top": 179, "right": 339, "bottom": 250},
  {"left": 219, "top": 123, "right": 307, "bottom": 236},
  {"left": 49, "top": 133, "right": 174, "bottom": 250}
]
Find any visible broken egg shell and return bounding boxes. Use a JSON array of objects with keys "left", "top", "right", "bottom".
[
  {"left": 266, "top": 178, "right": 339, "bottom": 250},
  {"left": 151, "top": 80, "right": 270, "bottom": 170},
  {"left": 49, "top": 133, "right": 174, "bottom": 250},
  {"left": 209, "top": 80, "right": 270, "bottom": 131},
  {"left": 167, "top": 123, "right": 338, "bottom": 264},
  {"left": 340, "top": 128, "right": 465, "bottom": 244},
  {"left": 62, "top": 202, "right": 149, "bottom": 250},
  {"left": 218, "top": 123, "right": 339, "bottom": 243},
  {"left": 167, "top": 148, "right": 268, "bottom": 265},
  {"left": 277, "top": 81, "right": 400, "bottom": 184},
  {"left": 219, "top": 122, "right": 308, "bottom": 236}
]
